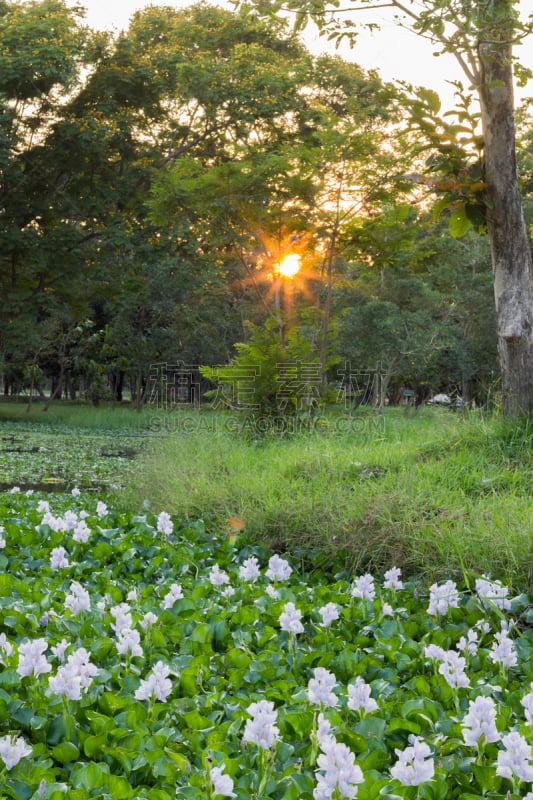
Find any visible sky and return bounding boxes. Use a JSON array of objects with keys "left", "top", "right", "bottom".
[{"left": 71, "top": 0, "right": 533, "bottom": 111}]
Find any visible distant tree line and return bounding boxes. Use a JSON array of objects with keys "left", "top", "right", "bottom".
[{"left": 1, "top": 0, "right": 529, "bottom": 411}]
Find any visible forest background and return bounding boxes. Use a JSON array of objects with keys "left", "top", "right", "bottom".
[{"left": 1, "top": 0, "right": 533, "bottom": 414}]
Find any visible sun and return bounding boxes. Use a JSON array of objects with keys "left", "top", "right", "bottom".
[{"left": 276, "top": 254, "right": 301, "bottom": 279}]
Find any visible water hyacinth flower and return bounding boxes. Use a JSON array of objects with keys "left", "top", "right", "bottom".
[
  {"left": 438, "top": 651, "right": 470, "bottom": 689},
  {"left": 156, "top": 511, "right": 173, "bottom": 536},
  {"left": 0, "top": 633, "right": 14, "bottom": 661},
  {"left": 243, "top": 700, "right": 279, "bottom": 749},
  {"left": 390, "top": 737, "right": 435, "bottom": 786},
  {"left": 351, "top": 574, "right": 375, "bottom": 601},
  {"left": 319, "top": 602, "right": 339, "bottom": 628},
  {"left": 427, "top": 580, "right": 460, "bottom": 615},
  {"left": 0, "top": 735, "right": 32, "bottom": 770},
  {"left": 307, "top": 668, "right": 339, "bottom": 708},
  {"left": 279, "top": 602, "right": 304, "bottom": 634},
  {"left": 71, "top": 487, "right": 80, "bottom": 497},
  {"left": 521, "top": 685, "right": 533, "bottom": 729},
  {"left": 475, "top": 576, "right": 511, "bottom": 611},
  {"left": 210, "top": 765, "right": 236, "bottom": 798},
  {"left": 96, "top": 501, "right": 108, "bottom": 518},
  {"left": 383, "top": 566, "right": 403, "bottom": 591},
  {"left": 140, "top": 611, "right": 158, "bottom": 629},
  {"left": 316, "top": 713, "right": 335, "bottom": 750},
  {"left": 17, "top": 638, "right": 51, "bottom": 679},
  {"left": 496, "top": 731, "right": 533, "bottom": 783},
  {"left": 458, "top": 628, "right": 479, "bottom": 656},
  {"left": 347, "top": 677, "right": 378, "bottom": 715},
  {"left": 116, "top": 628, "right": 143, "bottom": 658},
  {"left": 314, "top": 737, "right": 363, "bottom": 799},
  {"left": 50, "top": 546, "right": 69, "bottom": 570},
  {"left": 51, "top": 640, "right": 69, "bottom": 663},
  {"left": 0, "top": 531, "right": 5, "bottom": 549},
  {"left": 490, "top": 627, "right": 517, "bottom": 669},
  {"left": 462, "top": 695, "right": 500, "bottom": 747},
  {"left": 135, "top": 661, "right": 173, "bottom": 702},
  {"left": 72, "top": 520, "right": 91, "bottom": 543},
  {"left": 163, "top": 583, "right": 184, "bottom": 609},
  {"left": 209, "top": 564, "right": 230, "bottom": 586},
  {"left": 265, "top": 585, "right": 280, "bottom": 600},
  {"left": 239, "top": 556, "right": 261, "bottom": 581},
  {"left": 64, "top": 581, "right": 91, "bottom": 615},
  {"left": 110, "top": 603, "right": 133, "bottom": 634},
  {"left": 266, "top": 554, "right": 292, "bottom": 582}
]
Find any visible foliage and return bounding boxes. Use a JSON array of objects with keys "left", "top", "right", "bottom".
[
  {"left": 200, "top": 321, "right": 321, "bottom": 430},
  {"left": 129, "top": 407, "right": 533, "bottom": 588},
  {"left": 1, "top": 489, "right": 533, "bottom": 798}
]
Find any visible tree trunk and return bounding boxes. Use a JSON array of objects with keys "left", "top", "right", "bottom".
[{"left": 478, "top": 33, "right": 533, "bottom": 415}]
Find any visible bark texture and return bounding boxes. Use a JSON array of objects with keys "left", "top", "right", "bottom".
[{"left": 478, "top": 29, "right": 533, "bottom": 415}]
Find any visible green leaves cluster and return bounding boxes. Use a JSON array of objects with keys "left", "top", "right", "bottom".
[{"left": 1, "top": 491, "right": 533, "bottom": 798}]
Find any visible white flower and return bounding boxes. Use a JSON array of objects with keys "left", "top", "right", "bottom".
[
  {"left": 0, "top": 633, "right": 13, "bottom": 660},
  {"left": 243, "top": 700, "right": 279, "bottom": 749},
  {"left": 37, "top": 500, "right": 50, "bottom": 513},
  {"left": 438, "top": 651, "right": 470, "bottom": 689},
  {"left": 347, "top": 677, "right": 378, "bottom": 714},
  {"left": 382, "top": 602, "right": 394, "bottom": 616},
  {"left": 390, "top": 737, "right": 434, "bottom": 786},
  {"left": 475, "top": 577, "right": 511, "bottom": 611},
  {"left": 48, "top": 667, "right": 82, "bottom": 701},
  {"left": 63, "top": 510, "right": 78, "bottom": 530},
  {"left": 319, "top": 603, "right": 339, "bottom": 628},
  {"left": 279, "top": 602, "right": 304, "bottom": 634},
  {"left": 65, "top": 581, "right": 90, "bottom": 615},
  {"left": 116, "top": 628, "right": 143, "bottom": 658},
  {"left": 17, "top": 638, "right": 51, "bottom": 678},
  {"left": 50, "top": 546, "right": 69, "bottom": 570},
  {"left": 423, "top": 643, "right": 447, "bottom": 662},
  {"left": 351, "top": 574, "right": 375, "bottom": 601},
  {"left": 96, "top": 501, "right": 108, "bottom": 517},
  {"left": 496, "top": 731, "right": 533, "bottom": 783},
  {"left": 163, "top": 583, "right": 184, "bottom": 609},
  {"left": 221, "top": 585, "right": 235, "bottom": 598},
  {"left": 51, "top": 640, "right": 69, "bottom": 663},
  {"left": 135, "top": 661, "right": 172, "bottom": 702},
  {"left": 316, "top": 712, "right": 335, "bottom": 750},
  {"left": 140, "top": 612, "right": 158, "bottom": 629},
  {"left": 462, "top": 696, "right": 500, "bottom": 747},
  {"left": 156, "top": 511, "right": 173, "bottom": 536},
  {"left": 127, "top": 589, "right": 137, "bottom": 602},
  {"left": 266, "top": 554, "right": 292, "bottom": 582},
  {"left": 72, "top": 520, "right": 91, "bottom": 543},
  {"left": 490, "top": 627, "right": 517, "bottom": 669},
  {"left": 110, "top": 603, "right": 132, "bottom": 634},
  {"left": 71, "top": 487, "right": 80, "bottom": 497},
  {"left": 0, "top": 534, "right": 5, "bottom": 549},
  {"left": 209, "top": 564, "right": 230, "bottom": 586},
  {"left": 458, "top": 629, "right": 479, "bottom": 656},
  {"left": 315, "top": 736, "right": 364, "bottom": 799},
  {"left": 307, "top": 668, "right": 338, "bottom": 708},
  {"left": 10, "top": 486, "right": 20, "bottom": 494},
  {"left": 427, "top": 580, "right": 460, "bottom": 615},
  {"left": 383, "top": 567, "right": 403, "bottom": 591},
  {"left": 210, "top": 765, "right": 236, "bottom": 798},
  {"left": 265, "top": 585, "right": 280, "bottom": 600},
  {"left": 239, "top": 556, "right": 260, "bottom": 581},
  {"left": 521, "top": 685, "right": 533, "bottom": 729},
  {"left": 0, "top": 735, "right": 31, "bottom": 770}
]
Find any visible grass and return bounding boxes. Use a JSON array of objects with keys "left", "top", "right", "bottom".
[
  {"left": 123, "top": 406, "right": 533, "bottom": 589},
  {"left": 1, "top": 398, "right": 531, "bottom": 588}
]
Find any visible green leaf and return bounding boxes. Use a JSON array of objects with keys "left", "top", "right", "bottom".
[
  {"left": 51, "top": 741, "right": 80, "bottom": 764},
  {"left": 449, "top": 204, "right": 472, "bottom": 238}
]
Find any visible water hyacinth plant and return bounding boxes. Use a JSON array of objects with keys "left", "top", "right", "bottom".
[{"left": 1, "top": 490, "right": 533, "bottom": 799}]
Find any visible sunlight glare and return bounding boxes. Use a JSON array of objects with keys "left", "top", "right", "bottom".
[{"left": 277, "top": 254, "right": 301, "bottom": 279}]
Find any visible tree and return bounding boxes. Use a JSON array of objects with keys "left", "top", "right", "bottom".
[{"left": 238, "top": 0, "right": 533, "bottom": 415}]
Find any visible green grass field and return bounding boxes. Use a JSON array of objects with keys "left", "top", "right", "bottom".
[{"left": 1, "top": 399, "right": 531, "bottom": 588}]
